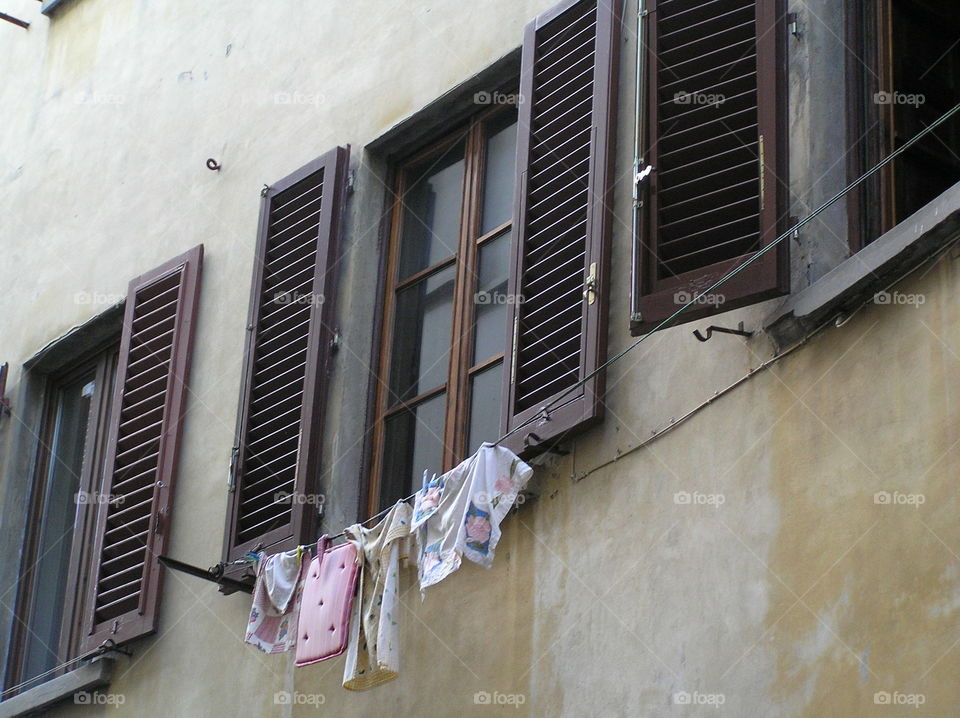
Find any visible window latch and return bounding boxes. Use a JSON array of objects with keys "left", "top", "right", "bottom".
[{"left": 583, "top": 263, "right": 598, "bottom": 305}]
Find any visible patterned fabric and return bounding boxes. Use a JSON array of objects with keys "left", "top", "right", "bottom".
[
  {"left": 244, "top": 549, "right": 307, "bottom": 654},
  {"left": 412, "top": 443, "right": 533, "bottom": 591},
  {"left": 342, "top": 501, "right": 412, "bottom": 690}
]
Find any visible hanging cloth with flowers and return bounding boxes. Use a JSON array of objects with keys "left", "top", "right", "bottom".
[{"left": 411, "top": 443, "right": 533, "bottom": 592}]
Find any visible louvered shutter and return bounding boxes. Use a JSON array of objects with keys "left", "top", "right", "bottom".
[
  {"left": 632, "top": 0, "right": 787, "bottom": 333},
  {"left": 81, "top": 245, "right": 203, "bottom": 650},
  {"left": 500, "top": 0, "right": 620, "bottom": 455},
  {"left": 222, "top": 147, "right": 349, "bottom": 568}
]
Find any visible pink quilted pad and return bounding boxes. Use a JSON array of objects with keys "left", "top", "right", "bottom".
[{"left": 295, "top": 536, "right": 360, "bottom": 666}]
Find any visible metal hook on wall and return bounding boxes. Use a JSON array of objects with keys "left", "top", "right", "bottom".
[{"left": 693, "top": 322, "right": 753, "bottom": 342}]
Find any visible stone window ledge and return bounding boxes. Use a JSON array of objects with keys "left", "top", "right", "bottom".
[
  {"left": 765, "top": 182, "right": 960, "bottom": 349},
  {"left": 0, "top": 656, "right": 114, "bottom": 717}
]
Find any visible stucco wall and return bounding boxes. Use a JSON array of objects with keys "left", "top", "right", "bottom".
[{"left": 1, "top": 0, "right": 958, "bottom": 716}]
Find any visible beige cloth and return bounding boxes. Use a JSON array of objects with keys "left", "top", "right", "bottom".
[{"left": 342, "top": 501, "right": 412, "bottom": 690}]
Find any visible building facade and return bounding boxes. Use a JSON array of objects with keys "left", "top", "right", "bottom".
[{"left": 1, "top": 0, "right": 959, "bottom": 715}]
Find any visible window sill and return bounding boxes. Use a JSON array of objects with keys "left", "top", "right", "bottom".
[
  {"left": 0, "top": 656, "right": 114, "bottom": 717},
  {"left": 764, "top": 181, "right": 960, "bottom": 349}
]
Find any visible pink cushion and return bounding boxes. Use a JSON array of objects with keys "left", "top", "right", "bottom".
[{"left": 295, "top": 537, "right": 359, "bottom": 666}]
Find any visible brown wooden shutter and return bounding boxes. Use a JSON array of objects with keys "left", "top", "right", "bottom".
[
  {"left": 81, "top": 245, "right": 203, "bottom": 650},
  {"left": 500, "top": 0, "right": 620, "bottom": 455},
  {"left": 222, "top": 147, "right": 349, "bottom": 567},
  {"left": 632, "top": 0, "right": 787, "bottom": 333}
]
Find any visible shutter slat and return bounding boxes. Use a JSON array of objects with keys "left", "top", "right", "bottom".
[
  {"left": 223, "top": 147, "right": 349, "bottom": 568},
  {"left": 82, "top": 246, "right": 203, "bottom": 650}
]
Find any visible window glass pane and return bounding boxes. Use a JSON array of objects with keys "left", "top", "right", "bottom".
[
  {"left": 22, "top": 372, "right": 95, "bottom": 683},
  {"left": 472, "top": 230, "right": 511, "bottom": 366},
  {"left": 480, "top": 114, "right": 518, "bottom": 234},
  {"left": 468, "top": 361, "right": 503, "bottom": 454},
  {"left": 389, "top": 265, "right": 456, "bottom": 402},
  {"left": 399, "top": 142, "right": 466, "bottom": 279},
  {"left": 381, "top": 392, "right": 446, "bottom": 509}
]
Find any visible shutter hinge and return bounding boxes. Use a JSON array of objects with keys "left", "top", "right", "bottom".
[
  {"left": 228, "top": 446, "right": 239, "bottom": 491},
  {"left": 758, "top": 135, "right": 766, "bottom": 212},
  {"left": 633, "top": 163, "right": 655, "bottom": 193},
  {"left": 330, "top": 329, "right": 341, "bottom": 353},
  {"left": 346, "top": 169, "right": 356, "bottom": 195},
  {"left": 631, "top": 311, "right": 644, "bottom": 324},
  {"left": 583, "top": 263, "right": 598, "bottom": 305},
  {"left": 787, "top": 13, "right": 801, "bottom": 39},
  {"left": 510, "top": 315, "right": 520, "bottom": 385},
  {"left": 260, "top": 184, "right": 270, "bottom": 197}
]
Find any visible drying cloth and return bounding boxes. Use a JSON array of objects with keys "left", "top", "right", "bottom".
[
  {"left": 413, "top": 443, "right": 533, "bottom": 591},
  {"left": 342, "top": 500, "right": 412, "bottom": 690},
  {"left": 244, "top": 549, "right": 307, "bottom": 654}
]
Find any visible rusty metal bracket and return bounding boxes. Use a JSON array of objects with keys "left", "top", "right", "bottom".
[
  {"left": 0, "top": 12, "right": 29, "bottom": 29},
  {"left": 693, "top": 322, "right": 753, "bottom": 342}
]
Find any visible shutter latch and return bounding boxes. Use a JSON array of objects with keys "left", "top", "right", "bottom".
[
  {"left": 583, "top": 263, "right": 598, "bottom": 305},
  {"left": 228, "top": 446, "right": 239, "bottom": 492}
]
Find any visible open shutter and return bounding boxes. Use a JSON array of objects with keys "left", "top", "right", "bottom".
[
  {"left": 500, "top": 0, "right": 620, "bottom": 455},
  {"left": 82, "top": 245, "right": 203, "bottom": 650},
  {"left": 222, "top": 146, "right": 349, "bottom": 568},
  {"left": 632, "top": 0, "right": 787, "bottom": 333}
]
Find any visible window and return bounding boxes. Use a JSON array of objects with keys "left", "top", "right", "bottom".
[
  {"left": 5, "top": 246, "right": 203, "bottom": 696},
  {"left": 632, "top": 0, "right": 788, "bottom": 333},
  {"left": 369, "top": 0, "right": 620, "bottom": 510},
  {"left": 847, "top": 0, "right": 960, "bottom": 248},
  {"left": 371, "top": 107, "right": 518, "bottom": 510},
  {"left": 221, "top": 149, "right": 349, "bottom": 576},
  {"left": 7, "top": 349, "right": 116, "bottom": 691}
]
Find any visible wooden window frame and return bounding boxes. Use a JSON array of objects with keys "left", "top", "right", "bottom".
[
  {"left": 367, "top": 103, "right": 516, "bottom": 514},
  {"left": 5, "top": 342, "right": 117, "bottom": 694}
]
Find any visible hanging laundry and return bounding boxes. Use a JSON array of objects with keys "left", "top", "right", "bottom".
[
  {"left": 412, "top": 443, "right": 533, "bottom": 591},
  {"left": 342, "top": 500, "right": 412, "bottom": 690},
  {"left": 244, "top": 548, "right": 307, "bottom": 654},
  {"left": 295, "top": 536, "right": 360, "bottom": 666}
]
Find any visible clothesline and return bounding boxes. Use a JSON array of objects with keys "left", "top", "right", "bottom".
[{"left": 246, "top": 98, "right": 960, "bottom": 564}]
